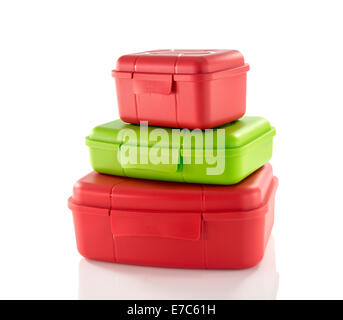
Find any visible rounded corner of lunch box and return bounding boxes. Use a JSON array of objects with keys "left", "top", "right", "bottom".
[
  {"left": 85, "top": 136, "right": 91, "bottom": 146},
  {"left": 75, "top": 247, "right": 92, "bottom": 261},
  {"left": 71, "top": 179, "right": 87, "bottom": 197},
  {"left": 67, "top": 196, "right": 74, "bottom": 211},
  {"left": 114, "top": 53, "right": 136, "bottom": 72},
  {"left": 272, "top": 127, "right": 276, "bottom": 137},
  {"left": 70, "top": 178, "right": 86, "bottom": 203},
  {"left": 261, "top": 174, "right": 278, "bottom": 211},
  {"left": 243, "top": 252, "right": 265, "bottom": 269},
  {"left": 268, "top": 125, "right": 276, "bottom": 137},
  {"left": 85, "top": 125, "right": 101, "bottom": 144},
  {"left": 271, "top": 176, "right": 279, "bottom": 193},
  {"left": 246, "top": 186, "right": 266, "bottom": 206},
  {"left": 75, "top": 239, "right": 113, "bottom": 262}
]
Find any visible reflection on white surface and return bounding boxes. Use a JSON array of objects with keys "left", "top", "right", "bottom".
[{"left": 78, "top": 237, "right": 279, "bottom": 300}]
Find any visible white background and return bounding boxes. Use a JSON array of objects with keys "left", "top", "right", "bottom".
[{"left": 0, "top": 0, "right": 342, "bottom": 299}]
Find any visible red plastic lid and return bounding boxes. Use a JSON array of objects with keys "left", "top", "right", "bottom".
[
  {"left": 115, "top": 49, "right": 246, "bottom": 74},
  {"left": 70, "top": 166, "right": 276, "bottom": 239},
  {"left": 71, "top": 164, "right": 274, "bottom": 213}
]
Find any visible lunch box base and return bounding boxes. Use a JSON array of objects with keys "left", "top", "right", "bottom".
[{"left": 115, "top": 71, "right": 247, "bottom": 130}]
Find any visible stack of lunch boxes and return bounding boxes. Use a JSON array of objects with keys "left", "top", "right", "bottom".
[{"left": 68, "top": 50, "right": 278, "bottom": 269}]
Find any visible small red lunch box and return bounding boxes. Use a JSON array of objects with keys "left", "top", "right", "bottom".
[
  {"left": 112, "top": 49, "right": 249, "bottom": 129},
  {"left": 68, "top": 164, "right": 277, "bottom": 269}
]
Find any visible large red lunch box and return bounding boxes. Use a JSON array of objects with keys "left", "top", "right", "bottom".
[
  {"left": 68, "top": 164, "right": 278, "bottom": 269},
  {"left": 112, "top": 49, "right": 249, "bottom": 129}
]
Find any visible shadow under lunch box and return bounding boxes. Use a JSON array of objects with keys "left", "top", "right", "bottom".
[
  {"left": 68, "top": 164, "right": 278, "bottom": 269},
  {"left": 112, "top": 49, "right": 249, "bottom": 129},
  {"left": 85, "top": 116, "right": 276, "bottom": 185}
]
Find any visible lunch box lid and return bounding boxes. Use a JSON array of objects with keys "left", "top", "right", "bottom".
[
  {"left": 115, "top": 49, "right": 247, "bottom": 74},
  {"left": 85, "top": 116, "right": 275, "bottom": 150},
  {"left": 70, "top": 164, "right": 276, "bottom": 214}
]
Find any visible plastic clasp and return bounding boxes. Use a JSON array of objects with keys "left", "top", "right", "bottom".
[
  {"left": 118, "top": 145, "right": 182, "bottom": 173},
  {"left": 111, "top": 210, "right": 201, "bottom": 240},
  {"left": 132, "top": 73, "right": 173, "bottom": 95}
]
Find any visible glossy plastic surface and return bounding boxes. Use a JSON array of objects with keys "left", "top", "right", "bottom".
[
  {"left": 68, "top": 164, "right": 278, "bottom": 269},
  {"left": 85, "top": 116, "right": 276, "bottom": 185},
  {"left": 112, "top": 49, "right": 249, "bottom": 129}
]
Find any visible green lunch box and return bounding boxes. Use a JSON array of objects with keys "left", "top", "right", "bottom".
[{"left": 85, "top": 116, "right": 276, "bottom": 185}]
